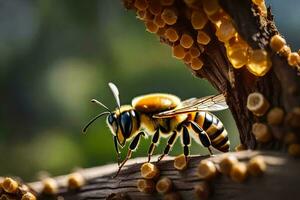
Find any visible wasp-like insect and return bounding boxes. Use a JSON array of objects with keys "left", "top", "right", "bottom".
[{"left": 83, "top": 83, "right": 229, "bottom": 177}]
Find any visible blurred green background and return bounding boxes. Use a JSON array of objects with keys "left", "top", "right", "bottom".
[{"left": 0, "top": 0, "right": 299, "bottom": 181}]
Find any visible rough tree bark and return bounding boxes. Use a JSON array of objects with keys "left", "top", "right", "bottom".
[
  {"left": 2, "top": 0, "right": 300, "bottom": 200},
  {"left": 28, "top": 152, "right": 300, "bottom": 200}
]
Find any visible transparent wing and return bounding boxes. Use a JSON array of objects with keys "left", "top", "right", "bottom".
[{"left": 153, "top": 94, "right": 228, "bottom": 118}]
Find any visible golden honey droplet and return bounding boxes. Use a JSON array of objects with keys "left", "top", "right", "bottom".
[
  {"left": 216, "top": 19, "right": 236, "bottom": 42},
  {"left": 247, "top": 49, "right": 272, "bottom": 76},
  {"left": 270, "top": 35, "right": 286, "bottom": 53},
  {"left": 180, "top": 33, "right": 194, "bottom": 49},
  {"left": 161, "top": 8, "right": 178, "bottom": 25},
  {"left": 226, "top": 40, "right": 249, "bottom": 69},
  {"left": 197, "top": 30, "right": 211, "bottom": 45},
  {"left": 172, "top": 45, "right": 186, "bottom": 59},
  {"left": 252, "top": 0, "right": 264, "bottom": 5},
  {"left": 288, "top": 52, "right": 300, "bottom": 67},
  {"left": 191, "top": 10, "right": 208, "bottom": 30}
]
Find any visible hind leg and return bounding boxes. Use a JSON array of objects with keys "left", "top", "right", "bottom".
[
  {"left": 182, "top": 125, "right": 191, "bottom": 163},
  {"left": 189, "top": 121, "right": 213, "bottom": 155}
]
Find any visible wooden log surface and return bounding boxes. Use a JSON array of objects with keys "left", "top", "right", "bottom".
[{"left": 28, "top": 151, "right": 300, "bottom": 200}]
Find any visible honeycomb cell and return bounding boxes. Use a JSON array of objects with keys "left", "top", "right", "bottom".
[
  {"left": 161, "top": 8, "right": 178, "bottom": 25},
  {"left": 197, "top": 30, "right": 211, "bottom": 45},
  {"left": 156, "top": 177, "right": 173, "bottom": 194},
  {"left": 207, "top": 9, "right": 227, "bottom": 26},
  {"left": 137, "top": 179, "right": 155, "bottom": 193},
  {"left": 230, "top": 162, "right": 248, "bottom": 183},
  {"left": 203, "top": 0, "right": 221, "bottom": 16},
  {"left": 252, "top": 123, "right": 272, "bottom": 143},
  {"left": 141, "top": 163, "right": 160, "bottom": 179},
  {"left": 172, "top": 45, "right": 186, "bottom": 59},
  {"left": 154, "top": 14, "right": 166, "bottom": 28},
  {"left": 191, "top": 10, "right": 208, "bottom": 30},
  {"left": 149, "top": 0, "right": 162, "bottom": 15},
  {"left": 180, "top": 33, "right": 194, "bottom": 48},
  {"left": 165, "top": 28, "right": 179, "bottom": 42},
  {"left": 145, "top": 21, "right": 159, "bottom": 33},
  {"left": 134, "top": 0, "right": 148, "bottom": 11},
  {"left": 197, "top": 160, "right": 217, "bottom": 180},
  {"left": 183, "top": 53, "right": 192, "bottom": 64},
  {"left": 247, "top": 49, "right": 272, "bottom": 76},
  {"left": 191, "top": 57, "right": 204, "bottom": 70},
  {"left": 136, "top": 10, "right": 146, "bottom": 20},
  {"left": 189, "top": 46, "right": 201, "bottom": 58}
]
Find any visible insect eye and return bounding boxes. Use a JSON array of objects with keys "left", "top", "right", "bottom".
[
  {"left": 108, "top": 114, "right": 115, "bottom": 124},
  {"left": 120, "top": 111, "right": 132, "bottom": 138}
]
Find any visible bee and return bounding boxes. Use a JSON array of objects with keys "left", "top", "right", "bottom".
[{"left": 83, "top": 83, "right": 229, "bottom": 177}]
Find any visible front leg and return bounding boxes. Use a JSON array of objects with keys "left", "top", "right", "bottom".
[
  {"left": 113, "top": 136, "right": 121, "bottom": 166},
  {"left": 113, "top": 132, "right": 145, "bottom": 178}
]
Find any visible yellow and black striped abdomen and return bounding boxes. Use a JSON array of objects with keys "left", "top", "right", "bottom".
[{"left": 194, "top": 112, "right": 230, "bottom": 152}]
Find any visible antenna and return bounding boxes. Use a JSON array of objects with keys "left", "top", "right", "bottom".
[
  {"left": 91, "top": 99, "right": 111, "bottom": 113},
  {"left": 108, "top": 82, "right": 121, "bottom": 114},
  {"left": 82, "top": 111, "right": 110, "bottom": 133}
]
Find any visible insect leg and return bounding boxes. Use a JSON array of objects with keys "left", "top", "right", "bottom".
[
  {"left": 113, "top": 132, "right": 145, "bottom": 178},
  {"left": 113, "top": 136, "right": 121, "bottom": 166},
  {"left": 189, "top": 121, "right": 213, "bottom": 155},
  {"left": 182, "top": 125, "right": 191, "bottom": 163},
  {"left": 157, "top": 131, "right": 178, "bottom": 162},
  {"left": 147, "top": 129, "right": 160, "bottom": 163}
]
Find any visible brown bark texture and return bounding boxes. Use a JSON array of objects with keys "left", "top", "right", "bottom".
[{"left": 28, "top": 151, "right": 300, "bottom": 200}]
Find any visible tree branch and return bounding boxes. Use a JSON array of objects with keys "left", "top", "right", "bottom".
[{"left": 28, "top": 151, "right": 300, "bottom": 200}]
